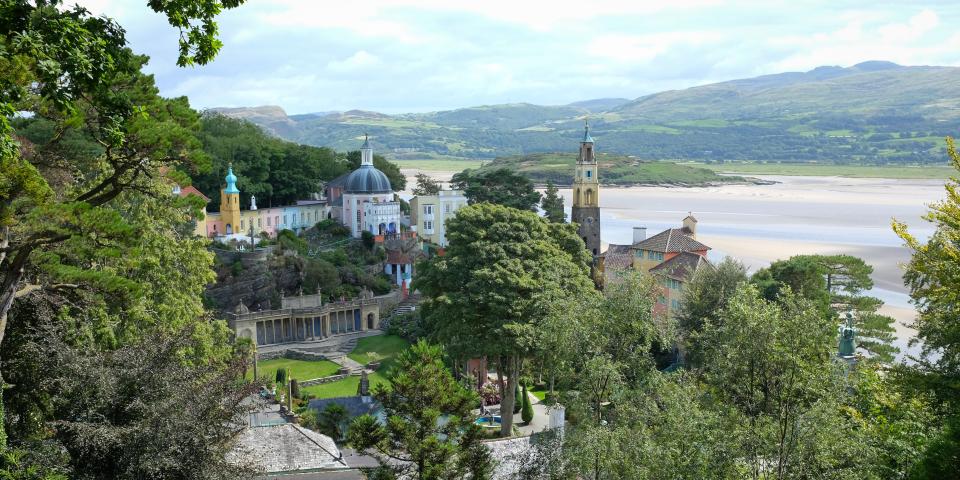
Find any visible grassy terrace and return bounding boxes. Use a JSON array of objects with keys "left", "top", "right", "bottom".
[
  {"left": 251, "top": 358, "right": 341, "bottom": 383},
  {"left": 693, "top": 162, "right": 956, "bottom": 179},
  {"left": 301, "top": 335, "right": 411, "bottom": 399}
]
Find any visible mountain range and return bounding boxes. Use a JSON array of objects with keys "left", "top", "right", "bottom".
[{"left": 210, "top": 61, "right": 959, "bottom": 164}]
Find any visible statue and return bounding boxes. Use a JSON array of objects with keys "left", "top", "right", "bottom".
[{"left": 838, "top": 312, "right": 856, "bottom": 358}]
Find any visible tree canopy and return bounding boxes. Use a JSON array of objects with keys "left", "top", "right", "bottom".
[{"left": 450, "top": 168, "right": 541, "bottom": 211}]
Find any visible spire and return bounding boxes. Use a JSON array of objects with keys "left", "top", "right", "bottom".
[
  {"left": 582, "top": 118, "right": 594, "bottom": 144},
  {"left": 360, "top": 133, "right": 373, "bottom": 166},
  {"left": 250, "top": 194, "right": 257, "bottom": 210},
  {"left": 224, "top": 163, "right": 240, "bottom": 194}
]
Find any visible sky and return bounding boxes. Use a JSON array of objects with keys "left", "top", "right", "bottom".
[{"left": 77, "top": 0, "right": 960, "bottom": 114}]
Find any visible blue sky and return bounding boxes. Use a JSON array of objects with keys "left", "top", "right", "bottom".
[{"left": 78, "top": 1, "right": 960, "bottom": 114}]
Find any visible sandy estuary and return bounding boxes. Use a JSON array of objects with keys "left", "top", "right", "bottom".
[{"left": 404, "top": 169, "right": 946, "bottom": 360}]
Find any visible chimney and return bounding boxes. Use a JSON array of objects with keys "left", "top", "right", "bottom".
[
  {"left": 683, "top": 213, "right": 697, "bottom": 239},
  {"left": 632, "top": 226, "right": 647, "bottom": 244}
]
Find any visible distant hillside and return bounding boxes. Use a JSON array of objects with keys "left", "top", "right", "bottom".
[
  {"left": 215, "top": 62, "right": 959, "bottom": 164},
  {"left": 475, "top": 153, "right": 763, "bottom": 187}
]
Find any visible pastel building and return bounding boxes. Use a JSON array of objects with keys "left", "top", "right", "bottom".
[
  {"left": 204, "top": 165, "right": 328, "bottom": 240},
  {"left": 409, "top": 189, "right": 468, "bottom": 247},
  {"left": 598, "top": 215, "right": 713, "bottom": 317},
  {"left": 328, "top": 136, "right": 402, "bottom": 238}
]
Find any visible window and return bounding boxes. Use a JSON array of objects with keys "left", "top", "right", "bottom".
[
  {"left": 283, "top": 215, "right": 288, "bottom": 225},
  {"left": 424, "top": 221, "right": 433, "bottom": 231},
  {"left": 266, "top": 216, "right": 271, "bottom": 226},
  {"left": 671, "top": 299, "right": 680, "bottom": 310},
  {"left": 424, "top": 205, "right": 433, "bottom": 215},
  {"left": 586, "top": 170, "right": 592, "bottom": 178},
  {"left": 658, "top": 296, "right": 667, "bottom": 305},
  {"left": 444, "top": 203, "right": 451, "bottom": 214},
  {"left": 300, "top": 212, "right": 304, "bottom": 224},
  {"left": 274, "top": 216, "right": 279, "bottom": 226},
  {"left": 356, "top": 210, "right": 361, "bottom": 224},
  {"left": 647, "top": 251, "right": 664, "bottom": 261}
]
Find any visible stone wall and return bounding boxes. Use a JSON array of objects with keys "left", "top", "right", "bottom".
[
  {"left": 259, "top": 348, "right": 329, "bottom": 362},
  {"left": 300, "top": 374, "right": 351, "bottom": 387}
]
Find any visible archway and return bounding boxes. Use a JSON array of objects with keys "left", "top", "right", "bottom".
[
  {"left": 585, "top": 189, "right": 593, "bottom": 205},
  {"left": 225, "top": 224, "right": 233, "bottom": 235},
  {"left": 574, "top": 188, "right": 580, "bottom": 204},
  {"left": 367, "top": 313, "right": 375, "bottom": 330},
  {"left": 387, "top": 222, "right": 397, "bottom": 234},
  {"left": 378, "top": 223, "right": 386, "bottom": 235}
]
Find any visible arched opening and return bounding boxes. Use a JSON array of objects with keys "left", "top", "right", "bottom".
[
  {"left": 388, "top": 222, "right": 397, "bottom": 234},
  {"left": 378, "top": 223, "right": 386, "bottom": 235},
  {"left": 367, "top": 313, "right": 375, "bottom": 330},
  {"left": 585, "top": 189, "right": 593, "bottom": 205},
  {"left": 574, "top": 188, "right": 580, "bottom": 204},
  {"left": 593, "top": 248, "right": 598, "bottom": 255},
  {"left": 225, "top": 224, "right": 233, "bottom": 235}
]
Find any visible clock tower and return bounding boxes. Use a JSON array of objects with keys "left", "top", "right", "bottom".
[{"left": 571, "top": 121, "right": 601, "bottom": 256}]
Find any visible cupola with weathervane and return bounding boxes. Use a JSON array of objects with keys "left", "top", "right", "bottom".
[{"left": 571, "top": 120, "right": 601, "bottom": 256}]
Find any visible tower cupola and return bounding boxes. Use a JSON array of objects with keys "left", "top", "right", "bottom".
[
  {"left": 361, "top": 133, "right": 374, "bottom": 166},
  {"left": 224, "top": 164, "right": 240, "bottom": 194}
]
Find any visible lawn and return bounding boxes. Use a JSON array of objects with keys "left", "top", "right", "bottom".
[
  {"left": 251, "top": 358, "right": 341, "bottom": 383},
  {"left": 301, "top": 371, "right": 390, "bottom": 399},
  {"left": 693, "top": 162, "right": 956, "bottom": 179},
  {"left": 303, "top": 335, "right": 411, "bottom": 400},
  {"left": 529, "top": 385, "right": 548, "bottom": 401}
]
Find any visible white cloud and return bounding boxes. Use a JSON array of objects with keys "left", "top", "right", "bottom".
[{"left": 327, "top": 51, "right": 382, "bottom": 73}]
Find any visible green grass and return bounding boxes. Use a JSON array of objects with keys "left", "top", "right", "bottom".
[
  {"left": 693, "top": 162, "right": 955, "bottom": 179},
  {"left": 392, "top": 158, "right": 486, "bottom": 171},
  {"left": 302, "top": 335, "right": 411, "bottom": 400},
  {"left": 251, "top": 358, "right": 341, "bottom": 383},
  {"left": 529, "top": 385, "right": 548, "bottom": 401},
  {"left": 301, "top": 372, "right": 390, "bottom": 398}
]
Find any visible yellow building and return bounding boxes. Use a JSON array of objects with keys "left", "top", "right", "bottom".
[{"left": 410, "top": 190, "right": 468, "bottom": 247}]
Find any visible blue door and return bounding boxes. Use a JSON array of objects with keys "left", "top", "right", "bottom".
[{"left": 354, "top": 310, "right": 362, "bottom": 331}]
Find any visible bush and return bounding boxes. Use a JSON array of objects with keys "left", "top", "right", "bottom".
[
  {"left": 521, "top": 385, "right": 534, "bottom": 424},
  {"left": 514, "top": 384, "right": 522, "bottom": 414},
  {"left": 230, "top": 260, "right": 244, "bottom": 277},
  {"left": 290, "top": 379, "right": 300, "bottom": 398},
  {"left": 361, "top": 230, "right": 375, "bottom": 249},
  {"left": 275, "top": 368, "right": 287, "bottom": 386}
]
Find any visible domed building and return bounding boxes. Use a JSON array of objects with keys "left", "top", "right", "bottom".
[{"left": 339, "top": 136, "right": 401, "bottom": 238}]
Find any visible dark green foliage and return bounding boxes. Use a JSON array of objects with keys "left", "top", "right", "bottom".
[
  {"left": 540, "top": 181, "right": 565, "bottom": 223},
  {"left": 361, "top": 230, "right": 376, "bottom": 249},
  {"left": 412, "top": 173, "right": 441, "bottom": 196},
  {"left": 193, "top": 115, "right": 349, "bottom": 211},
  {"left": 302, "top": 257, "right": 340, "bottom": 296},
  {"left": 450, "top": 168, "right": 542, "bottom": 211},
  {"left": 316, "top": 404, "right": 349, "bottom": 441},
  {"left": 514, "top": 384, "right": 522, "bottom": 414},
  {"left": 290, "top": 379, "right": 300, "bottom": 398},
  {"left": 910, "top": 415, "right": 960, "bottom": 479},
  {"left": 275, "top": 368, "right": 287, "bottom": 386},
  {"left": 347, "top": 341, "right": 491, "bottom": 479},
  {"left": 521, "top": 385, "right": 533, "bottom": 424}
]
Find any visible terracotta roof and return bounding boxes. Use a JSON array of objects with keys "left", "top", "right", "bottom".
[
  {"left": 600, "top": 244, "right": 633, "bottom": 271},
  {"left": 632, "top": 228, "right": 710, "bottom": 253},
  {"left": 649, "top": 251, "right": 713, "bottom": 282},
  {"left": 178, "top": 185, "right": 210, "bottom": 202},
  {"left": 386, "top": 248, "right": 423, "bottom": 265}
]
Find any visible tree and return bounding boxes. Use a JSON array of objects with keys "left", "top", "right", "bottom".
[
  {"left": 513, "top": 383, "right": 523, "bottom": 414},
  {"left": 415, "top": 204, "right": 596, "bottom": 435},
  {"left": 1, "top": 0, "right": 243, "bottom": 448},
  {"left": 892, "top": 137, "right": 960, "bottom": 473},
  {"left": 347, "top": 341, "right": 492, "bottom": 480},
  {"left": 317, "top": 404, "right": 349, "bottom": 442},
  {"left": 450, "top": 168, "right": 541, "bottom": 211},
  {"left": 676, "top": 257, "right": 748, "bottom": 365},
  {"left": 521, "top": 385, "right": 534, "bottom": 424},
  {"left": 699, "top": 284, "right": 872, "bottom": 479},
  {"left": 412, "top": 173, "right": 442, "bottom": 196},
  {"left": 540, "top": 181, "right": 565, "bottom": 223},
  {"left": 750, "top": 254, "right": 898, "bottom": 362},
  {"left": 275, "top": 368, "right": 287, "bottom": 386}
]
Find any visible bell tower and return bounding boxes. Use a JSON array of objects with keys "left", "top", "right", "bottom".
[{"left": 571, "top": 121, "right": 601, "bottom": 256}]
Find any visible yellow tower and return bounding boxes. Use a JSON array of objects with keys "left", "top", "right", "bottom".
[
  {"left": 571, "top": 120, "right": 601, "bottom": 256},
  {"left": 220, "top": 164, "right": 241, "bottom": 234}
]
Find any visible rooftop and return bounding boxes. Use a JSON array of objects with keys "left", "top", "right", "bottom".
[
  {"left": 632, "top": 228, "right": 710, "bottom": 253},
  {"left": 649, "top": 251, "right": 714, "bottom": 282},
  {"left": 600, "top": 244, "right": 634, "bottom": 271},
  {"left": 228, "top": 423, "right": 346, "bottom": 473}
]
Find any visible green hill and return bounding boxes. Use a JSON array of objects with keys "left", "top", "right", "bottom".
[
  {"left": 215, "top": 62, "right": 959, "bottom": 164},
  {"left": 476, "top": 153, "right": 760, "bottom": 187}
]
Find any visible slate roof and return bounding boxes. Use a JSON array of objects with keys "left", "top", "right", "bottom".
[
  {"left": 344, "top": 165, "right": 392, "bottom": 194},
  {"left": 649, "top": 251, "right": 714, "bottom": 282},
  {"left": 326, "top": 172, "right": 351, "bottom": 189},
  {"left": 228, "top": 424, "right": 346, "bottom": 473},
  {"left": 600, "top": 244, "right": 633, "bottom": 271},
  {"left": 632, "top": 228, "right": 710, "bottom": 253}
]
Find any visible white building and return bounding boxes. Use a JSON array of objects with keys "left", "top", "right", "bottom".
[
  {"left": 340, "top": 136, "right": 402, "bottom": 238},
  {"left": 410, "top": 189, "right": 468, "bottom": 247}
]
